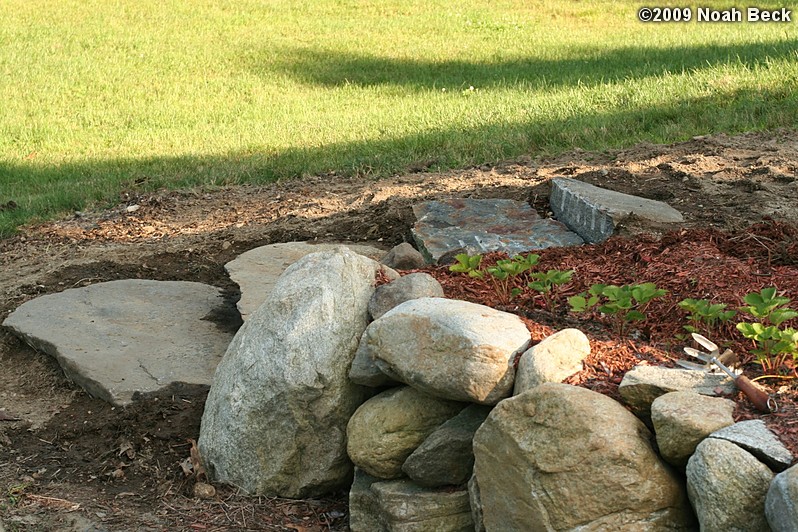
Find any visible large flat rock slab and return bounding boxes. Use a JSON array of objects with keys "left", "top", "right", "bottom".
[
  {"left": 225, "top": 242, "right": 385, "bottom": 320},
  {"left": 2, "top": 280, "right": 234, "bottom": 406},
  {"left": 550, "top": 178, "right": 684, "bottom": 243},
  {"left": 411, "top": 199, "right": 583, "bottom": 264}
]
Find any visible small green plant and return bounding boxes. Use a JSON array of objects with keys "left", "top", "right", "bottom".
[
  {"left": 736, "top": 287, "right": 798, "bottom": 369},
  {"left": 449, "top": 253, "right": 484, "bottom": 278},
  {"left": 449, "top": 252, "right": 539, "bottom": 304},
  {"left": 528, "top": 269, "right": 574, "bottom": 312},
  {"left": 678, "top": 298, "right": 737, "bottom": 336},
  {"left": 569, "top": 282, "right": 667, "bottom": 335}
]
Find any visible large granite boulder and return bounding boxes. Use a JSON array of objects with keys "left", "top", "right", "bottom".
[
  {"left": 198, "top": 248, "right": 383, "bottom": 497},
  {"left": 766, "top": 464, "right": 798, "bottom": 532},
  {"left": 473, "top": 383, "right": 695, "bottom": 531},
  {"left": 349, "top": 469, "right": 473, "bottom": 532},
  {"left": 2, "top": 280, "right": 234, "bottom": 406},
  {"left": 346, "top": 386, "right": 464, "bottom": 480},
  {"left": 687, "top": 438, "right": 773, "bottom": 532},
  {"left": 513, "top": 328, "right": 590, "bottom": 394},
  {"left": 651, "top": 391, "right": 735, "bottom": 467},
  {"left": 402, "top": 404, "right": 492, "bottom": 487},
  {"left": 358, "top": 298, "right": 531, "bottom": 404}
]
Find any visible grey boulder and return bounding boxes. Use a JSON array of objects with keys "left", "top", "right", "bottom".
[
  {"left": 349, "top": 469, "right": 473, "bottom": 532},
  {"left": 473, "top": 383, "right": 694, "bottom": 531},
  {"left": 2, "top": 280, "right": 234, "bottom": 406},
  {"left": 618, "top": 365, "right": 736, "bottom": 422},
  {"left": 198, "top": 248, "right": 382, "bottom": 497},
  {"left": 346, "top": 386, "right": 464, "bottom": 480},
  {"left": 766, "top": 464, "right": 798, "bottom": 532},
  {"left": 361, "top": 298, "right": 531, "bottom": 404},
  {"left": 402, "top": 404, "right": 492, "bottom": 487},
  {"left": 513, "top": 328, "right": 590, "bottom": 394},
  {"left": 380, "top": 242, "right": 427, "bottom": 270},
  {"left": 710, "top": 419, "right": 793, "bottom": 472},
  {"left": 368, "top": 272, "right": 444, "bottom": 320},
  {"left": 687, "top": 438, "right": 773, "bottom": 532},
  {"left": 651, "top": 391, "right": 735, "bottom": 467}
]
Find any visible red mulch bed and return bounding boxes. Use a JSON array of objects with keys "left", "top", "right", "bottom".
[{"left": 418, "top": 219, "right": 798, "bottom": 460}]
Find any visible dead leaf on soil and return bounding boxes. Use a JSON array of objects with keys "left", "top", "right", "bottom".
[
  {"left": 25, "top": 494, "right": 81, "bottom": 512},
  {"left": 0, "top": 409, "right": 20, "bottom": 421}
]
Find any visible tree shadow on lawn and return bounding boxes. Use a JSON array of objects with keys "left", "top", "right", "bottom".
[
  {"left": 258, "top": 40, "right": 798, "bottom": 90},
  {"left": 0, "top": 84, "right": 796, "bottom": 235}
]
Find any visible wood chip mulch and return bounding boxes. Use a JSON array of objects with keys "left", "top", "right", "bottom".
[{"left": 419, "top": 218, "right": 798, "bottom": 460}]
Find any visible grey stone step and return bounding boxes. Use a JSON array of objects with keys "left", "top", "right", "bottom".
[
  {"left": 550, "top": 178, "right": 684, "bottom": 243},
  {"left": 411, "top": 198, "right": 583, "bottom": 264},
  {"left": 2, "top": 280, "right": 235, "bottom": 406}
]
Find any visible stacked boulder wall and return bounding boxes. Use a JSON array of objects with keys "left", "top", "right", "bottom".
[
  {"left": 472, "top": 383, "right": 695, "bottom": 531},
  {"left": 360, "top": 298, "right": 531, "bottom": 404},
  {"left": 198, "top": 248, "right": 384, "bottom": 498}
]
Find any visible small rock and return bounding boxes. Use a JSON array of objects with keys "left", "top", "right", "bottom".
[
  {"left": 221, "top": 241, "right": 232, "bottom": 250},
  {"left": 402, "top": 404, "right": 492, "bottom": 487},
  {"left": 709, "top": 419, "right": 794, "bottom": 472},
  {"left": 368, "top": 273, "right": 444, "bottom": 320},
  {"left": 346, "top": 386, "right": 465, "bottom": 479},
  {"left": 125, "top": 204, "right": 140, "bottom": 213},
  {"left": 380, "top": 242, "right": 427, "bottom": 270},
  {"left": 618, "top": 365, "right": 736, "bottom": 422},
  {"left": 513, "top": 328, "right": 590, "bottom": 394},
  {"left": 766, "top": 463, "right": 798, "bottom": 532},
  {"left": 651, "top": 391, "right": 735, "bottom": 467},
  {"left": 687, "top": 438, "right": 773, "bottom": 532},
  {"left": 192, "top": 482, "right": 216, "bottom": 499}
]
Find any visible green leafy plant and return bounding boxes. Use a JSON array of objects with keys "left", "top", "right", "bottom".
[
  {"left": 449, "top": 252, "right": 539, "bottom": 304},
  {"left": 528, "top": 269, "right": 574, "bottom": 312},
  {"left": 449, "top": 253, "right": 484, "bottom": 279},
  {"left": 569, "top": 282, "right": 667, "bottom": 335},
  {"left": 736, "top": 287, "right": 798, "bottom": 369},
  {"left": 678, "top": 298, "right": 736, "bottom": 336}
]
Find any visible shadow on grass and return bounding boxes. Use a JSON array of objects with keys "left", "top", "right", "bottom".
[
  {"left": 1, "top": 84, "right": 796, "bottom": 236},
  {"left": 258, "top": 40, "right": 798, "bottom": 89}
]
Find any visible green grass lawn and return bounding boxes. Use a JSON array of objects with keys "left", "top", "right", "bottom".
[{"left": 1, "top": 0, "right": 797, "bottom": 235}]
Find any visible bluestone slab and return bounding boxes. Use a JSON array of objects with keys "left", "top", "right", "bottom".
[
  {"left": 411, "top": 199, "right": 583, "bottom": 264},
  {"left": 2, "top": 280, "right": 234, "bottom": 406},
  {"left": 709, "top": 419, "right": 794, "bottom": 472},
  {"left": 550, "top": 178, "right": 684, "bottom": 243}
]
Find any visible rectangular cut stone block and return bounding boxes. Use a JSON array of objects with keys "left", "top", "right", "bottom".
[
  {"left": 550, "top": 178, "right": 684, "bottom": 243},
  {"left": 412, "top": 198, "right": 583, "bottom": 264}
]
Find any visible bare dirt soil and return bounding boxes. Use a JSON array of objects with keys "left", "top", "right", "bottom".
[{"left": 2, "top": 129, "right": 798, "bottom": 531}]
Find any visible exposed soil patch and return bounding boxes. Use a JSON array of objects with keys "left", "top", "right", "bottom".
[{"left": 2, "top": 129, "right": 798, "bottom": 531}]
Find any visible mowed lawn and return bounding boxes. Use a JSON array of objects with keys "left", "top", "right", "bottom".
[{"left": 1, "top": 0, "right": 797, "bottom": 234}]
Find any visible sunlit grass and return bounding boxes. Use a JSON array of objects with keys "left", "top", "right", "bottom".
[{"left": 1, "top": 0, "right": 797, "bottom": 234}]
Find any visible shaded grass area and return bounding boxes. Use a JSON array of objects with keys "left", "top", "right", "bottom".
[{"left": 1, "top": 0, "right": 797, "bottom": 234}]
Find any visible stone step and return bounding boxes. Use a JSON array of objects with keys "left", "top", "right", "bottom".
[
  {"left": 411, "top": 198, "right": 583, "bottom": 264},
  {"left": 550, "top": 178, "right": 684, "bottom": 243}
]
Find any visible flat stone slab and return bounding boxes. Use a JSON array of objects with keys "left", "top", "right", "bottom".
[
  {"left": 411, "top": 199, "right": 583, "bottom": 264},
  {"left": 710, "top": 420, "right": 794, "bottom": 472},
  {"left": 225, "top": 242, "right": 385, "bottom": 320},
  {"left": 550, "top": 178, "right": 684, "bottom": 243},
  {"left": 2, "top": 280, "right": 234, "bottom": 406}
]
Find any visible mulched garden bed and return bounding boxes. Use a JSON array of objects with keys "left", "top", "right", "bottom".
[{"left": 421, "top": 218, "right": 798, "bottom": 459}]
